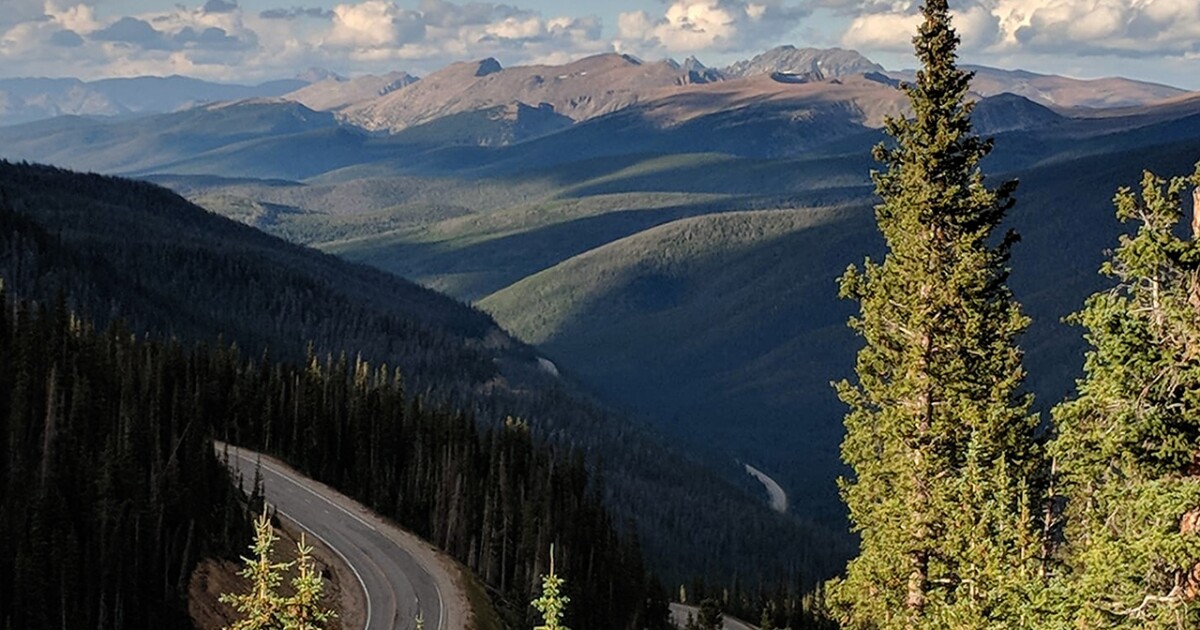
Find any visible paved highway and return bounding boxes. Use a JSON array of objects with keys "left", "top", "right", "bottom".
[
  {"left": 669, "top": 603, "right": 759, "bottom": 630},
  {"left": 222, "top": 444, "right": 466, "bottom": 630},
  {"left": 742, "top": 463, "right": 788, "bottom": 514}
]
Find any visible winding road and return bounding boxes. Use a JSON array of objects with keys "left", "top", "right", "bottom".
[
  {"left": 669, "top": 603, "right": 759, "bottom": 630},
  {"left": 221, "top": 444, "right": 468, "bottom": 630},
  {"left": 743, "top": 463, "right": 788, "bottom": 514}
]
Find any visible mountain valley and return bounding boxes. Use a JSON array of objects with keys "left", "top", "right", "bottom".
[{"left": 2, "top": 44, "right": 1199, "bottom": 618}]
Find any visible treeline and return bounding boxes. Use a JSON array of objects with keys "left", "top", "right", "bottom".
[
  {"left": 211, "top": 347, "right": 666, "bottom": 630},
  {"left": 0, "top": 291, "right": 249, "bottom": 630},
  {"left": 682, "top": 577, "right": 836, "bottom": 630}
]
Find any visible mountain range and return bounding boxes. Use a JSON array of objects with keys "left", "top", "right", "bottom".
[
  {"left": 0, "top": 56, "right": 1122, "bottom": 179},
  {"left": 1, "top": 45, "right": 1198, "bottom": 571},
  {"left": 1, "top": 46, "right": 1186, "bottom": 130},
  {"left": 0, "top": 75, "right": 307, "bottom": 126}
]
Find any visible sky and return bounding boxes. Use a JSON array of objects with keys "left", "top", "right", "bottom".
[{"left": 1, "top": 0, "right": 1198, "bottom": 89}]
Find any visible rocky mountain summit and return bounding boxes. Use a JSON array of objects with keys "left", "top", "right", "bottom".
[
  {"left": 338, "top": 53, "right": 716, "bottom": 133},
  {"left": 723, "top": 46, "right": 885, "bottom": 79},
  {"left": 286, "top": 71, "right": 419, "bottom": 112}
]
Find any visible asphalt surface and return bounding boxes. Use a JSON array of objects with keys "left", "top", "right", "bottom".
[
  {"left": 224, "top": 446, "right": 446, "bottom": 630},
  {"left": 742, "top": 463, "right": 788, "bottom": 514},
  {"left": 669, "top": 603, "right": 759, "bottom": 630}
]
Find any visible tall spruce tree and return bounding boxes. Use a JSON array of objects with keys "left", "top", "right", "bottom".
[
  {"left": 1050, "top": 166, "right": 1200, "bottom": 627},
  {"left": 826, "top": 1, "right": 1042, "bottom": 627}
]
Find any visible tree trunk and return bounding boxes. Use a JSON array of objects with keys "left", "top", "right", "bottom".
[
  {"left": 1191, "top": 187, "right": 1199, "bottom": 241},
  {"left": 907, "top": 326, "right": 934, "bottom": 614}
]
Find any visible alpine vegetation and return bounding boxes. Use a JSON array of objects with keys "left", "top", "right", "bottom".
[
  {"left": 1050, "top": 165, "right": 1200, "bottom": 627},
  {"left": 827, "top": 0, "right": 1043, "bottom": 627}
]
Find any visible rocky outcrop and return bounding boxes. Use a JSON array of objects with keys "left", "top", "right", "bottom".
[
  {"left": 340, "top": 53, "right": 719, "bottom": 133},
  {"left": 475, "top": 58, "right": 503, "bottom": 77},
  {"left": 284, "top": 71, "right": 418, "bottom": 111},
  {"left": 723, "top": 46, "right": 884, "bottom": 79}
]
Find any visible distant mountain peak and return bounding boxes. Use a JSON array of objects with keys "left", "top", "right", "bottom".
[
  {"left": 670, "top": 56, "right": 722, "bottom": 84},
  {"left": 297, "top": 67, "right": 344, "bottom": 83},
  {"left": 888, "top": 64, "right": 1188, "bottom": 109},
  {"left": 970, "top": 92, "right": 1063, "bottom": 134},
  {"left": 724, "top": 46, "right": 884, "bottom": 79},
  {"left": 378, "top": 71, "right": 419, "bottom": 96},
  {"left": 281, "top": 71, "right": 419, "bottom": 112},
  {"left": 475, "top": 58, "right": 503, "bottom": 77}
]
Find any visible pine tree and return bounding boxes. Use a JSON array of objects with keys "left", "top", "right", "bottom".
[
  {"left": 759, "top": 606, "right": 776, "bottom": 630},
  {"left": 280, "top": 534, "right": 337, "bottom": 630},
  {"left": 696, "top": 598, "right": 722, "bottom": 630},
  {"left": 1050, "top": 165, "right": 1200, "bottom": 627},
  {"left": 826, "top": 0, "right": 1042, "bottom": 626},
  {"left": 221, "top": 507, "right": 335, "bottom": 630},
  {"left": 532, "top": 545, "right": 570, "bottom": 630},
  {"left": 222, "top": 509, "right": 289, "bottom": 630}
]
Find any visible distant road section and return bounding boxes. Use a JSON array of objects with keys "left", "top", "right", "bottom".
[
  {"left": 220, "top": 444, "right": 469, "bottom": 630},
  {"left": 669, "top": 603, "right": 759, "bottom": 630},
  {"left": 743, "top": 463, "right": 788, "bottom": 513}
]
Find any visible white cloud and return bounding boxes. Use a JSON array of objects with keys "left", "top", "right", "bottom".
[
  {"left": 0, "top": 0, "right": 611, "bottom": 80},
  {"left": 840, "top": 2, "right": 998, "bottom": 53},
  {"left": 316, "top": 1, "right": 607, "bottom": 66},
  {"left": 0, "top": 0, "right": 265, "bottom": 79},
  {"left": 326, "top": 1, "right": 426, "bottom": 49},
  {"left": 1002, "top": 0, "right": 1200, "bottom": 56},
  {"left": 0, "top": 0, "right": 48, "bottom": 32},
  {"left": 485, "top": 15, "right": 544, "bottom": 41},
  {"left": 616, "top": 0, "right": 807, "bottom": 55},
  {"left": 834, "top": 0, "right": 1200, "bottom": 58},
  {"left": 46, "top": 3, "right": 101, "bottom": 34},
  {"left": 953, "top": 4, "right": 1001, "bottom": 49},
  {"left": 840, "top": 10, "right": 920, "bottom": 52},
  {"left": 1, "top": 0, "right": 1199, "bottom": 84}
]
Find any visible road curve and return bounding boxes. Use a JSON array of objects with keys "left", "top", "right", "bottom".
[
  {"left": 220, "top": 444, "right": 468, "bottom": 630},
  {"left": 669, "top": 603, "right": 759, "bottom": 630},
  {"left": 742, "top": 463, "right": 788, "bottom": 514}
]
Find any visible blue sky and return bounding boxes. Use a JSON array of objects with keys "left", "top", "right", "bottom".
[{"left": 2, "top": 1, "right": 1198, "bottom": 89}]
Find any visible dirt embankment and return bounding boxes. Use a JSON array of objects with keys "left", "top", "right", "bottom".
[{"left": 188, "top": 517, "right": 366, "bottom": 630}]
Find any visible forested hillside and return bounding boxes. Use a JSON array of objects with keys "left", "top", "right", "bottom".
[
  {"left": 212, "top": 347, "right": 657, "bottom": 629},
  {"left": 0, "top": 286, "right": 661, "bottom": 629},
  {"left": 0, "top": 160, "right": 509, "bottom": 393},
  {"left": 0, "top": 170, "right": 657, "bottom": 627},
  {"left": 0, "top": 290, "right": 249, "bottom": 629},
  {"left": 0, "top": 161, "right": 848, "bottom": 597}
]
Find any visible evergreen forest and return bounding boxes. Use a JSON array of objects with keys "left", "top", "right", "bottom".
[
  {"left": 3, "top": 0, "right": 1200, "bottom": 627},
  {"left": 0, "top": 286, "right": 662, "bottom": 629}
]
